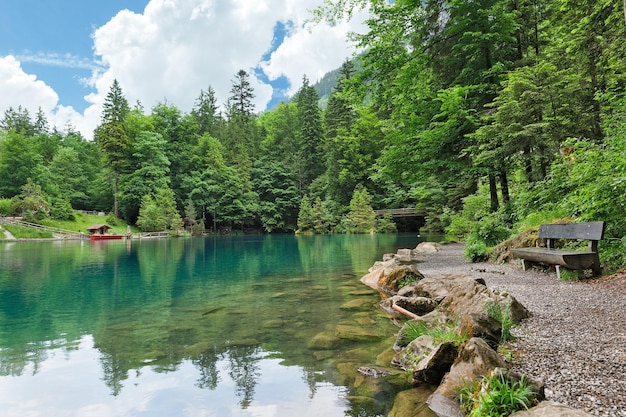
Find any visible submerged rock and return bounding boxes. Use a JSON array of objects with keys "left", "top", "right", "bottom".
[
  {"left": 389, "top": 387, "right": 439, "bottom": 417},
  {"left": 308, "top": 331, "right": 342, "bottom": 350},
  {"left": 335, "top": 324, "right": 385, "bottom": 341}
]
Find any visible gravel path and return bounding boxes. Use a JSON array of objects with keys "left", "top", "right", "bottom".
[{"left": 414, "top": 243, "right": 626, "bottom": 417}]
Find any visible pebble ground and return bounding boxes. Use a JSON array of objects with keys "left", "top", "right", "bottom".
[{"left": 414, "top": 243, "right": 626, "bottom": 417}]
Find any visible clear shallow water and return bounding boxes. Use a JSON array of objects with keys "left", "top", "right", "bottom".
[{"left": 0, "top": 234, "right": 425, "bottom": 417}]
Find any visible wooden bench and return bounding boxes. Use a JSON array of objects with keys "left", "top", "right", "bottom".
[{"left": 511, "top": 221, "right": 605, "bottom": 279}]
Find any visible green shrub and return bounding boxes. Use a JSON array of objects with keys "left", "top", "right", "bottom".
[
  {"left": 464, "top": 235, "right": 490, "bottom": 262},
  {"left": 376, "top": 214, "right": 397, "bottom": 233},
  {"left": 49, "top": 198, "right": 75, "bottom": 221},
  {"left": 472, "top": 216, "right": 511, "bottom": 247},
  {"left": 486, "top": 301, "right": 515, "bottom": 343},
  {"left": 459, "top": 372, "right": 539, "bottom": 417},
  {"left": 0, "top": 198, "right": 13, "bottom": 216},
  {"left": 106, "top": 212, "right": 119, "bottom": 226}
]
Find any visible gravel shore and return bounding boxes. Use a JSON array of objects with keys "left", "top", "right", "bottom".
[{"left": 414, "top": 243, "right": 626, "bottom": 417}]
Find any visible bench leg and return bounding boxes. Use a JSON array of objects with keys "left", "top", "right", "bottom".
[
  {"left": 520, "top": 259, "right": 529, "bottom": 271},
  {"left": 555, "top": 265, "right": 561, "bottom": 280}
]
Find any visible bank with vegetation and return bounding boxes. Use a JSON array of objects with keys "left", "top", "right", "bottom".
[{"left": 2, "top": 2, "right": 626, "bottom": 270}]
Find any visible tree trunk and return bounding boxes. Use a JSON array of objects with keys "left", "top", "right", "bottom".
[
  {"left": 489, "top": 174, "right": 499, "bottom": 212},
  {"left": 499, "top": 170, "right": 510, "bottom": 205},
  {"left": 523, "top": 144, "right": 533, "bottom": 183},
  {"left": 113, "top": 171, "right": 119, "bottom": 217}
]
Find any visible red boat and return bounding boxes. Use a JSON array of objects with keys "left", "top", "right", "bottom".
[
  {"left": 90, "top": 233, "right": 124, "bottom": 240},
  {"left": 87, "top": 224, "right": 124, "bottom": 240}
]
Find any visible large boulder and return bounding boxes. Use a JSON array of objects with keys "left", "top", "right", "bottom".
[
  {"left": 361, "top": 249, "right": 425, "bottom": 295},
  {"left": 427, "top": 337, "right": 507, "bottom": 417},
  {"left": 509, "top": 401, "right": 594, "bottom": 417},
  {"left": 412, "top": 342, "right": 459, "bottom": 386},
  {"left": 414, "top": 242, "right": 441, "bottom": 254},
  {"left": 437, "top": 275, "right": 529, "bottom": 323},
  {"left": 392, "top": 335, "right": 438, "bottom": 370}
]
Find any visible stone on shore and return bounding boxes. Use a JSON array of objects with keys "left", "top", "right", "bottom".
[
  {"left": 414, "top": 242, "right": 441, "bottom": 254},
  {"left": 508, "top": 401, "right": 595, "bottom": 417},
  {"left": 426, "top": 337, "right": 507, "bottom": 417}
]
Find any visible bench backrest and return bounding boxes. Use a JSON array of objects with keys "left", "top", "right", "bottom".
[{"left": 538, "top": 221, "right": 605, "bottom": 241}]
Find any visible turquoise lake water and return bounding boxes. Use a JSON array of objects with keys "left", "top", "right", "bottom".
[{"left": 0, "top": 233, "right": 426, "bottom": 417}]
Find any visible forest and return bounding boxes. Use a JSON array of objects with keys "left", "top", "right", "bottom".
[{"left": 2, "top": 0, "right": 626, "bottom": 270}]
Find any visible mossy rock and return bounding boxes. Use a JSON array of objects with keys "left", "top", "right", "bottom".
[
  {"left": 341, "top": 298, "right": 375, "bottom": 311},
  {"left": 262, "top": 319, "right": 286, "bottom": 328},
  {"left": 378, "top": 265, "right": 425, "bottom": 294},
  {"left": 308, "top": 331, "right": 342, "bottom": 350},
  {"left": 335, "top": 324, "right": 385, "bottom": 341},
  {"left": 388, "top": 387, "right": 438, "bottom": 417},
  {"left": 185, "top": 342, "right": 213, "bottom": 357}
]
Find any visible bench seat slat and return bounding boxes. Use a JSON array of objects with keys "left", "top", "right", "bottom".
[{"left": 511, "top": 248, "right": 598, "bottom": 270}]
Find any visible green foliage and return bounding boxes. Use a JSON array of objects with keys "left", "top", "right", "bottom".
[
  {"left": 297, "top": 195, "right": 314, "bottom": 233},
  {"left": 399, "top": 319, "right": 469, "bottom": 347},
  {"left": 11, "top": 179, "right": 49, "bottom": 221},
  {"left": 136, "top": 194, "right": 165, "bottom": 232},
  {"left": 376, "top": 214, "right": 397, "bottom": 233},
  {"left": 464, "top": 235, "right": 490, "bottom": 263},
  {"left": 463, "top": 209, "right": 511, "bottom": 262},
  {"left": 458, "top": 372, "right": 538, "bottom": 417},
  {"left": 106, "top": 212, "right": 119, "bottom": 226},
  {"left": 49, "top": 197, "right": 75, "bottom": 221},
  {"left": 0, "top": 198, "right": 12, "bottom": 215},
  {"left": 486, "top": 302, "right": 515, "bottom": 343},
  {"left": 344, "top": 184, "right": 376, "bottom": 233}
]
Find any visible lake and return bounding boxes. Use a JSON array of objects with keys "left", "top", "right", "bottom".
[{"left": 0, "top": 233, "right": 427, "bottom": 417}]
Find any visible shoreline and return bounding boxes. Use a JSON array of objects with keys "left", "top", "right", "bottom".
[{"left": 409, "top": 242, "right": 626, "bottom": 416}]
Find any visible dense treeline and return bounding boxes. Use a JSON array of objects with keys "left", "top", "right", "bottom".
[
  {"left": 311, "top": 0, "right": 626, "bottom": 270},
  {"left": 3, "top": 0, "right": 626, "bottom": 269},
  {"left": 0, "top": 67, "right": 400, "bottom": 235}
]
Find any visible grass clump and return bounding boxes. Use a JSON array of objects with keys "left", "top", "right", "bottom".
[
  {"left": 486, "top": 301, "right": 515, "bottom": 344},
  {"left": 400, "top": 319, "right": 469, "bottom": 347},
  {"left": 458, "top": 371, "right": 539, "bottom": 417}
]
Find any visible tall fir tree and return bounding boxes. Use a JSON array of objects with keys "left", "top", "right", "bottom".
[
  {"left": 93, "top": 79, "right": 131, "bottom": 217},
  {"left": 295, "top": 76, "right": 324, "bottom": 187}
]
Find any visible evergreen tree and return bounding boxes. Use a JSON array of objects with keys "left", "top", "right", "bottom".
[
  {"left": 93, "top": 79, "right": 131, "bottom": 217},
  {"left": 297, "top": 195, "right": 314, "bottom": 233},
  {"left": 295, "top": 76, "right": 324, "bottom": 187},
  {"left": 227, "top": 70, "right": 256, "bottom": 118},
  {"left": 344, "top": 184, "right": 376, "bottom": 234},
  {"left": 193, "top": 86, "right": 221, "bottom": 136}
]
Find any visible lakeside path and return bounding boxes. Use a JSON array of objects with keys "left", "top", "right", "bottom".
[{"left": 412, "top": 243, "right": 626, "bottom": 417}]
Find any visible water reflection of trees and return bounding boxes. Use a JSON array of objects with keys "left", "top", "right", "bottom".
[
  {"left": 0, "top": 235, "right": 414, "bottom": 413},
  {"left": 193, "top": 347, "right": 221, "bottom": 390},
  {"left": 226, "top": 345, "right": 262, "bottom": 409}
]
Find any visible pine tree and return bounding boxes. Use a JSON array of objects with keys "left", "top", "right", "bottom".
[
  {"left": 295, "top": 76, "right": 324, "bottom": 187},
  {"left": 94, "top": 79, "right": 131, "bottom": 217}
]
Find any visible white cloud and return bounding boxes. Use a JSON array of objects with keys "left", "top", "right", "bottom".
[
  {"left": 1, "top": 1, "right": 368, "bottom": 140},
  {"left": 260, "top": 13, "right": 369, "bottom": 96},
  {"left": 0, "top": 55, "right": 59, "bottom": 114},
  {"left": 0, "top": 55, "right": 98, "bottom": 138}
]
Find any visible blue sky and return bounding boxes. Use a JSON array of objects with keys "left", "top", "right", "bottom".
[
  {"left": 0, "top": 1, "right": 148, "bottom": 111},
  {"left": 0, "top": 0, "right": 368, "bottom": 139}
]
